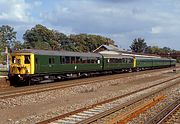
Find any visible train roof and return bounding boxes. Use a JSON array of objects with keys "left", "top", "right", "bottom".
[
  {"left": 99, "top": 50, "right": 119, "bottom": 55},
  {"left": 122, "top": 53, "right": 161, "bottom": 58},
  {"left": 101, "top": 54, "right": 133, "bottom": 59},
  {"left": 11, "top": 49, "right": 102, "bottom": 58},
  {"left": 99, "top": 51, "right": 133, "bottom": 59}
]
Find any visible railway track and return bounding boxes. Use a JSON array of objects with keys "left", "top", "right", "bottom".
[
  {"left": 145, "top": 98, "right": 180, "bottom": 124},
  {"left": 0, "top": 67, "right": 176, "bottom": 99},
  {"left": 106, "top": 95, "right": 166, "bottom": 124},
  {"left": 36, "top": 74, "right": 180, "bottom": 124}
]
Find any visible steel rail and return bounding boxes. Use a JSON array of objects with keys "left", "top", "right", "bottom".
[
  {"left": 0, "top": 67, "right": 175, "bottom": 99},
  {"left": 106, "top": 96, "right": 165, "bottom": 124},
  {"left": 36, "top": 75, "right": 180, "bottom": 124},
  {"left": 145, "top": 98, "right": 180, "bottom": 124}
]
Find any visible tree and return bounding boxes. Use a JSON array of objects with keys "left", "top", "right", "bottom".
[
  {"left": 0, "top": 25, "right": 17, "bottom": 63},
  {"left": 23, "top": 24, "right": 68, "bottom": 50},
  {"left": 144, "top": 46, "right": 152, "bottom": 54},
  {"left": 0, "top": 25, "right": 17, "bottom": 50},
  {"left": 146, "top": 46, "right": 173, "bottom": 54},
  {"left": 23, "top": 24, "right": 116, "bottom": 52},
  {"left": 69, "top": 34, "right": 115, "bottom": 52},
  {"left": 34, "top": 41, "right": 51, "bottom": 50},
  {"left": 23, "top": 24, "right": 54, "bottom": 49},
  {"left": 130, "top": 38, "right": 147, "bottom": 53},
  {"left": 12, "top": 41, "right": 24, "bottom": 50},
  {"left": 0, "top": 35, "right": 2, "bottom": 61},
  {"left": 149, "top": 46, "right": 161, "bottom": 54},
  {"left": 162, "top": 47, "right": 171, "bottom": 53},
  {"left": 52, "top": 30, "right": 68, "bottom": 43}
]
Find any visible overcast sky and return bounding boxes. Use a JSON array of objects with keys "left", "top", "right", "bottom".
[{"left": 0, "top": 0, "right": 180, "bottom": 50}]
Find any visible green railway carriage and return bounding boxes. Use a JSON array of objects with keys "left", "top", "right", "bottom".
[
  {"left": 9, "top": 49, "right": 103, "bottom": 83},
  {"left": 170, "top": 59, "right": 176, "bottom": 66},
  {"left": 32, "top": 50, "right": 103, "bottom": 74},
  {"left": 134, "top": 57, "right": 175, "bottom": 69},
  {"left": 152, "top": 58, "right": 171, "bottom": 67},
  {"left": 136, "top": 57, "right": 153, "bottom": 68},
  {"left": 9, "top": 49, "right": 176, "bottom": 85},
  {"left": 101, "top": 53, "right": 134, "bottom": 71}
]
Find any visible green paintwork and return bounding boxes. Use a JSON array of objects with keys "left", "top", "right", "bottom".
[
  {"left": 170, "top": 59, "right": 176, "bottom": 66},
  {"left": 34, "top": 55, "right": 103, "bottom": 74},
  {"left": 103, "top": 58, "right": 134, "bottom": 70},
  {"left": 152, "top": 58, "right": 170, "bottom": 67},
  {"left": 136, "top": 57, "right": 173, "bottom": 68},
  {"left": 136, "top": 58, "right": 153, "bottom": 68}
]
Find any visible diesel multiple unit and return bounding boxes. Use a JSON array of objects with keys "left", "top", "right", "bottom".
[{"left": 9, "top": 49, "right": 176, "bottom": 85}]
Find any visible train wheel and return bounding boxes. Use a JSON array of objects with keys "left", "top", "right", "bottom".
[
  {"left": 24, "top": 77, "right": 32, "bottom": 86},
  {"left": 9, "top": 75, "right": 19, "bottom": 86},
  {"left": 129, "top": 68, "right": 132, "bottom": 72}
]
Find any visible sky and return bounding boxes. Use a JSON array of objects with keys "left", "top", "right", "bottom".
[{"left": 0, "top": 0, "right": 180, "bottom": 50}]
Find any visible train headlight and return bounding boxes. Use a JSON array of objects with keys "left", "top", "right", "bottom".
[{"left": 27, "top": 68, "right": 30, "bottom": 73}]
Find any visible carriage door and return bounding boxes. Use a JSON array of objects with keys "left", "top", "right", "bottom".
[
  {"left": 35, "top": 58, "right": 38, "bottom": 72},
  {"left": 48, "top": 57, "right": 55, "bottom": 72}
]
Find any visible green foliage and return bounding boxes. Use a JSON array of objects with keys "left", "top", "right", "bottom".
[
  {"left": 69, "top": 34, "right": 115, "bottom": 52},
  {"left": 161, "top": 47, "right": 171, "bottom": 53},
  {"left": 0, "top": 25, "right": 20, "bottom": 63},
  {"left": 23, "top": 25, "right": 116, "bottom": 52},
  {"left": 13, "top": 41, "right": 24, "bottom": 50},
  {"left": 130, "top": 38, "right": 147, "bottom": 53},
  {"left": 0, "top": 25, "right": 17, "bottom": 50},
  {"left": 35, "top": 41, "right": 51, "bottom": 50},
  {"left": 23, "top": 24, "right": 53, "bottom": 49},
  {"left": 146, "top": 46, "right": 174, "bottom": 54},
  {"left": 0, "top": 36, "right": 2, "bottom": 60},
  {"left": 0, "top": 53, "right": 2, "bottom": 63},
  {"left": 149, "top": 46, "right": 161, "bottom": 54},
  {"left": 52, "top": 30, "right": 68, "bottom": 42},
  {"left": 23, "top": 24, "right": 67, "bottom": 50}
]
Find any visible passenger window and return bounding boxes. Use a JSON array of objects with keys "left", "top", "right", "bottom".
[
  {"left": 24, "top": 55, "right": 30, "bottom": 64},
  {"left": 49, "top": 58, "right": 52, "bottom": 64},
  {"left": 60, "top": 56, "right": 65, "bottom": 64},
  {"left": 91, "top": 58, "right": 96, "bottom": 64},
  {"left": 130, "top": 59, "right": 133, "bottom": 63},
  {"left": 126, "top": 59, "right": 129, "bottom": 63},
  {"left": 76, "top": 57, "right": 81, "bottom": 63},
  {"left": 12, "top": 56, "right": 15, "bottom": 63},
  {"left": 82, "top": 57, "right": 87, "bottom": 63},
  {"left": 17, "top": 59, "right": 21, "bottom": 64},
  {"left": 65, "top": 56, "right": 70, "bottom": 64},
  {"left": 87, "top": 58, "right": 91, "bottom": 63},
  {"left": 71, "top": 57, "right": 75, "bottom": 64},
  {"left": 120, "top": 59, "right": 122, "bottom": 63},
  {"left": 35, "top": 58, "right": 38, "bottom": 64},
  {"left": 122, "top": 58, "right": 126, "bottom": 63},
  {"left": 62, "top": 57, "right": 65, "bottom": 64},
  {"left": 109, "top": 58, "right": 112, "bottom": 63}
]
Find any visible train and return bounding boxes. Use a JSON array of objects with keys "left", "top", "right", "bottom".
[{"left": 9, "top": 49, "right": 176, "bottom": 85}]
